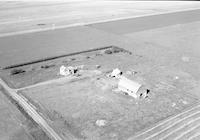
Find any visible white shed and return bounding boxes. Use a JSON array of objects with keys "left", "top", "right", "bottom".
[{"left": 118, "top": 76, "right": 142, "bottom": 98}]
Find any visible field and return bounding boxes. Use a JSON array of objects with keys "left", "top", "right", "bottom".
[
  {"left": 0, "top": 90, "right": 49, "bottom": 140},
  {"left": 1, "top": 45, "right": 197, "bottom": 139},
  {"left": 19, "top": 76, "right": 197, "bottom": 140},
  {"left": 0, "top": 46, "right": 132, "bottom": 88},
  {"left": 1, "top": 1, "right": 200, "bottom": 36},
  {"left": 1, "top": 2, "right": 200, "bottom": 139}
]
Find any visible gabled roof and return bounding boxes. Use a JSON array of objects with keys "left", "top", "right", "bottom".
[{"left": 118, "top": 76, "right": 141, "bottom": 94}]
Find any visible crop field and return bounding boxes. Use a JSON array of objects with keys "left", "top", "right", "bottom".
[
  {"left": 1, "top": 2, "right": 200, "bottom": 139},
  {"left": 0, "top": 90, "right": 49, "bottom": 140}
]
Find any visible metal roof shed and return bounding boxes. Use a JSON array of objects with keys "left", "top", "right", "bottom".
[{"left": 118, "top": 76, "right": 142, "bottom": 98}]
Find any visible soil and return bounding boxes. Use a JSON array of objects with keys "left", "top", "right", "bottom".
[
  {"left": 8, "top": 45, "right": 198, "bottom": 140},
  {"left": 1, "top": 12, "right": 200, "bottom": 140},
  {"left": 0, "top": 90, "right": 50, "bottom": 140},
  {"left": 20, "top": 70, "right": 198, "bottom": 140},
  {"left": 0, "top": 46, "right": 131, "bottom": 89}
]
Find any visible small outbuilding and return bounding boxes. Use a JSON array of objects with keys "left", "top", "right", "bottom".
[
  {"left": 110, "top": 68, "right": 123, "bottom": 78},
  {"left": 118, "top": 76, "right": 141, "bottom": 98},
  {"left": 60, "top": 65, "right": 78, "bottom": 76}
]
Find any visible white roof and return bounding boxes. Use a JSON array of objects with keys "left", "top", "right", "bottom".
[{"left": 118, "top": 76, "right": 141, "bottom": 94}]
